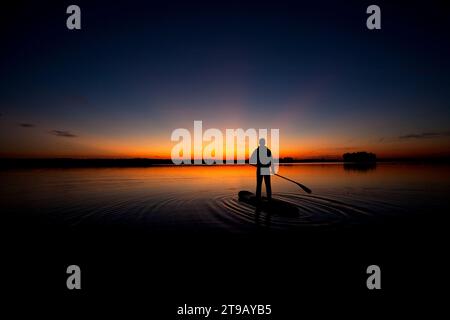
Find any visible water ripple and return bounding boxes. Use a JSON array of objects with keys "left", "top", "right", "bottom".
[
  {"left": 209, "top": 192, "right": 393, "bottom": 229},
  {"left": 8, "top": 189, "right": 406, "bottom": 230}
]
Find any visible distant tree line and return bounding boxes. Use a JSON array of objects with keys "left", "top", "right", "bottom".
[{"left": 343, "top": 152, "right": 376, "bottom": 162}]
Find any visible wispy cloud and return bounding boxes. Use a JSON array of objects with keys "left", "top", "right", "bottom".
[
  {"left": 398, "top": 131, "right": 450, "bottom": 139},
  {"left": 19, "top": 123, "right": 35, "bottom": 128},
  {"left": 50, "top": 130, "right": 77, "bottom": 138}
]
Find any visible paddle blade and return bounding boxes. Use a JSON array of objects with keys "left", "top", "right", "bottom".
[
  {"left": 274, "top": 173, "right": 312, "bottom": 194},
  {"left": 297, "top": 183, "right": 312, "bottom": 194}
]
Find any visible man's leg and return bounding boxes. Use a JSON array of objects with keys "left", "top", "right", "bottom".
[
  {"left": 264, "top": 175, "right": 272, "bottom": 199},
  {"left": 256, "top": 173, "right": 263, "bottom": 200}
]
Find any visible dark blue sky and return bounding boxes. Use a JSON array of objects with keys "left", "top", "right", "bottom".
[{"left": 1, "top": 0, "right": 449, "bottom": 158}]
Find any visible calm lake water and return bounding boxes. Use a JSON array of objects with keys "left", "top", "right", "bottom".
[{"left": 1, "top": 163, "right": 449, "bottom": 232}]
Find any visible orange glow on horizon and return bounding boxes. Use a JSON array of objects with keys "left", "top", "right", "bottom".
[{"left": 1, "top": 125, "right": 449, "bottom": 159}]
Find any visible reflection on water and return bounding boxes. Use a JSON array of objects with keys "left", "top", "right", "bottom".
[
  {"left": 1, "top": 163, "right": 449, "bottom": 231},
  {"left": 343, "top": 163, "right": 377, "bottom": 172}
]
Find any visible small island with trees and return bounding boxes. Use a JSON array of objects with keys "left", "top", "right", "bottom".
[{"left": 343, "top": 152, "right": 377, "bottom": 163}]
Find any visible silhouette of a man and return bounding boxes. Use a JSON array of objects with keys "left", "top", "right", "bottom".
[{"left": 250, "top": 138, "right": 273, "bottom": 200}]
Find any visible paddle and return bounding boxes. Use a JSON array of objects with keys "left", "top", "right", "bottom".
[
  {"left": 274, "top": 173, "right": 312, "bottom": 194},
  {"left": 249, "top": 164, "right": 312, "bottom": 194}
]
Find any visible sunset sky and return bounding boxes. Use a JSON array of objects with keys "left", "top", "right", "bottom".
[{"left": 1, "top": 1, "right": 449, "bottom": 159}]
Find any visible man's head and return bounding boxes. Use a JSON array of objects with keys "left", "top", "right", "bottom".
[{"left": 259, "top": 138, "right": 266, "bottom": 147}]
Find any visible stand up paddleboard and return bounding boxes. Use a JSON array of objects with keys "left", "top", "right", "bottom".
[{"left": 238, "top": 190, "right": 299, "bottom": 217}]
